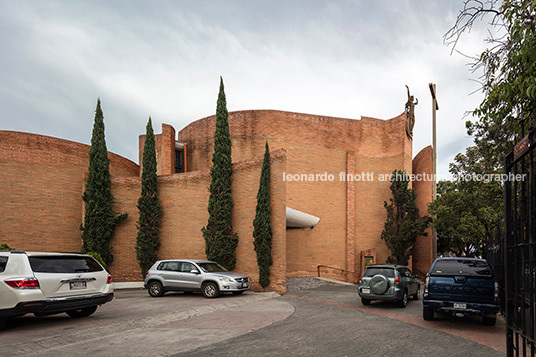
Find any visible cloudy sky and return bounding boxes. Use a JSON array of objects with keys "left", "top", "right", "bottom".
[{"left": 1, "top": 1, "right": 493, "bottom": 178}]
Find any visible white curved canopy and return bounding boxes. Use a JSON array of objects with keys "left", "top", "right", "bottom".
[{"left": 286, "top": 207, "right": 320, "bottom": 228}]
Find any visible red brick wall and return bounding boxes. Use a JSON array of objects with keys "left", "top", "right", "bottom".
[
  {"left": 0, "top": 131, "right": 139, "bottom": 251},
  {"left": 110, "top": 149, "right": 288, "bottom": 293},
  {"left": 412, "top": 145, "right": 434, "bottom": 277},
  {"left": 179, "top": 110, "right": 414, "bottom": 281}
]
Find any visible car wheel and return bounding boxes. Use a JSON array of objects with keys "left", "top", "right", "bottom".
[
  {"left": 413, "top": 285, "right": 420, "bottom": 300},
  {"left": 202, "top": 282, "right": 220, "bottom": 298},
  {"left": 361, "top": 298, "right": 371, "bottom": 305},
  {"left": 66, "top": 306, "right": 98, "bottom": 318},
  {"left": 482, "top": 315, "right": 497, "bottom": 326},
  {"left": 148, "top": 281, "right": 165, "bottom": 297},
  {"left": 369, "top": 274, "right": 389, "bottom": 294},
  {"left": 232, "top": 291, "right": 245, "bottom": 296},
  {"left": 423, "top": 306, "right": 434, "bottom": 320},
  {"left": 398, "top": 290, "right": 408, "bottom": 308}
]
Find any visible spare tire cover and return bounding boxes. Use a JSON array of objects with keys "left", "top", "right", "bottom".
[{"left": 370, "top": 274, "right": 389, "bottom": 294}]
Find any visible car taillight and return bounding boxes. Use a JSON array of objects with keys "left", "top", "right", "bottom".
[
  {"left": 5, "top": 278, "right": 40, "bottom": 289},
  {"left": 358, "top": 277, "right": 362, "bottom": 285},
  {"left": 107, "top": 275, "right": 112, "bottom": 284},
  {"left": 494, "top": 281, "right": 499, "bottom": 298},
  {"left": 145, "top": 271, "right": 149, "bottom": 276},
  {"left": 424, "top": 277, "right": 429, "bottom": 294},
  {"left": 394, "top": 277, "right": 400, "bottom": 285}
]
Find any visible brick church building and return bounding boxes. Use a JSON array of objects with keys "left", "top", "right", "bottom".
[{"left": 0, "top": 109, "right": 433, "bottom": 294}]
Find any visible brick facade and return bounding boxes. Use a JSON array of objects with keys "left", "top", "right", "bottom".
[{"left": 0, "top": 109, "right": 434, "bottom": 293}]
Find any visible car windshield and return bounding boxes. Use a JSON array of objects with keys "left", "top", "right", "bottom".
[
  {"left": 197, "top": 262, "right": 228, "bottom": 273},
  {"left": 29, "top": 256, "right": 103, "bottom": 273},
  {"left": 363, "top": 267, "right": 395, "bottom": 278},
  {"left": 432, "top": 260, "right": 492, "bottom": 277}
]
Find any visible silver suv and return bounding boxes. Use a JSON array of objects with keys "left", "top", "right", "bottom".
[
  {"left": 0, "top": 250, "right": 113, "bottom": 330},
  {"left": 144, "top": 259, "right": 249, "bottom": 298},
  {"left": 358, "top": 264, "right": 420, "bottom": 308}
]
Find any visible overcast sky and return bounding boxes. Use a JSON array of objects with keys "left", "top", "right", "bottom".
[{"left": 0, "top": 1, "right": 493, "bottom": 178}]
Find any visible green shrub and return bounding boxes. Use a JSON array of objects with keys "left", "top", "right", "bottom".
[
  {"left": 0, "top": 244, "right": 14, "bottom": 251},
  {"left": 87, "top": 252, "right": 106, "bottom": 269}
]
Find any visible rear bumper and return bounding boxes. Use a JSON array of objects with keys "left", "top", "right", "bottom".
[
  {"left": 423, "top": 299, "right": 499, "bottom": 316},
  {"left": 0, "top": 292, "right": 114, "bottom": 318},
  {"left": 358, "top": 286, "right": 404, "bottom": 301}
]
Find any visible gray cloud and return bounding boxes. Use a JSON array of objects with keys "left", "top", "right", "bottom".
[{"left": 0, "top": 0, "right": 490, "bottom": 176}]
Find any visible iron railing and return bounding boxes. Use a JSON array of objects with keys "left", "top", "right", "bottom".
[{"left": 504, "top": 127, "right": 536, "bottom": 357}]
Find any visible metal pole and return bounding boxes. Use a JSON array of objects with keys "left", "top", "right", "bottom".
[{"left": 429, "top": 83, "right": 438, "bottom": 259}]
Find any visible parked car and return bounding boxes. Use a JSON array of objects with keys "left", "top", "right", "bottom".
[
  {"left": 358, "top": 264, "right": 420, "bottom": 308},
  {"left": 144, "top": 259, "right": 249, "bottom": 298},
  {"left": 0, "top": 250, "right": 114, "bottom": 330},
  {"left": 423, "top": 257, "right": 500, "bottom": 326}
]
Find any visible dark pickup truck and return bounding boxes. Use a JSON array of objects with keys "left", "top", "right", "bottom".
[{"left": 423, "top": 257, "right": 500, "bottom": 326}]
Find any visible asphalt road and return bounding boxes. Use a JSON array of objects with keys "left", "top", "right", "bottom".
[{"left": 0, "top": 283, "right": 506, "bottom": 356}]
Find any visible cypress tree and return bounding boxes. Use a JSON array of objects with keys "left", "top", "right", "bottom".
[
  {"left": 136, "top": 117, "right": 162, "bottom": 277},
  {"left": 201, "top": 77, "right": 239, "bottom": 270},
  {"left": 253, "top": 142, "right": 273, "bottom": 288},
  {"left": 80, "top": 99, "right": 128, "bottom": 265},
  {"left": 381, "top": 170, "right": 431, "bottom": 266}
]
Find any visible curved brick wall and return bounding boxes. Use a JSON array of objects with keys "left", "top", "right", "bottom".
[
  {"left": 180, "top": 110, "right": 414, "bottom": 280},
  {"left": 0, "top": 131, "right": 139, "bottom": 252},
  {"left": 412, "top": 145, "right": 434, "bottom": 277},
  {"left": 179, "top": 110, "right": 409, "bottom": 172}
]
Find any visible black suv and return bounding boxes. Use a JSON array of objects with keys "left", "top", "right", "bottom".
[{"left": 358, "top": 264, "right": 420, "bottom": 308}]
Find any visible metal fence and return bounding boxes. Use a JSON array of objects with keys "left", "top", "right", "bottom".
[{"left": 504, "top": 127, "right": 536, "bottom": 357}]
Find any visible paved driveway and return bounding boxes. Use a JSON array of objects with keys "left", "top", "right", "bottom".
[{"left": 0, "top": 283, "right": 505, "bottom": 356}]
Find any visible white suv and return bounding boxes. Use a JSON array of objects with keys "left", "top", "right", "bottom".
[{"left": 0, "top": 250, "right": 114, "bottom": 330}]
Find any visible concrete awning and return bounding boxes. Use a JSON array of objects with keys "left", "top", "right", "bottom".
[{"left": 286, "top": 207, "right": 320, "bottom": 228}]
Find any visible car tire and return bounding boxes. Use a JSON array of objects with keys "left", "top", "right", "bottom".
[
  {"left": 398, "top": 290, "right": 408, "bottom": 308},
  {"left": 66, "top": 305, "right": 98, "bottom": 318},
  {"left": 202, "top": 282, "right": 220, "bottom": 298},
  {"left": 148, "top": 281, "right": 165, "bottom": 297},
  {"left": 361, "top": 298, "right": 371, "bottom": 305},
  {"left": 232, "top": 291, "right": 245, "bottom": 296},
  {"left": 482, "top": 315, "right": 497, "bottom": 326},
  {"left": 413, "top": 285, "right": 420, "bottom": 300},
  {"left": 369, "top": 274, "right": 389, "bottom": 294},
  {"left": 423, "top": 306, "right": 434, "bottom": 320}
]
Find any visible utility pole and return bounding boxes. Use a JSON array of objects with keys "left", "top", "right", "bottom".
[{"left": 429, "top": 83, "right": 438, "bottom": 259}]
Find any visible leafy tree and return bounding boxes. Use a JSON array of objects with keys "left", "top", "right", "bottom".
[
  {"left": 429, "top": 146, "right": 503, "bottom": 257},
  {"left": 80, "top": 99, "right": 127, "bottom": 266},
  {"left": 381, "top": 170, "right": 431, "bottom": 265},
  {"left": 253, "top": 142, "right": 273, "bottom": 289},
  {"left": 136, "top": 117, "right": 162, "bottom": 277},
  {"left": 202, "top": 77, "right": 239, "bottom": 270},
  {"left": 0, "top": 244, "right": 14, "bottom": 250},
  {"left": 445, "top": 0, "right": 536, "bottom": 169}
]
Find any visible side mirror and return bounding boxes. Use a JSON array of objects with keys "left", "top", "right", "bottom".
[{"left": 190, "top": 269, "right": 200, "bottom": 274}]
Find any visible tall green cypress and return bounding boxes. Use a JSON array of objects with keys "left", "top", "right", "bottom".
[
  {"left": 381, "top": 170, "right": 431, "bottom": 266},
  {"left": 80, "top": 99, "right": 127, "bottom": 265},
  {"left": 136, "top": 117, "right": 162, "bottom": 277},
  {"left": 202, "top": 77, "right": 238, "bottom": 270},
  {"left": 253, "top": 142, "right": 273, "bottom": 288}
]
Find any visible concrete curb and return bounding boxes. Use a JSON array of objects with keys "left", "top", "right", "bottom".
[{"left": 315, "top": 277, "right": 356, "bottom": 286}]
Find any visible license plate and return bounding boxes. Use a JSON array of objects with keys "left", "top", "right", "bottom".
[
  {"left": 362, "top": 288, "right": 371, "bottom": 294},
  {"left": 242, "top": 283, "right": 248, "bottom": 288},
  {"left": 70, "top": 281, "right": 87, "bottom": 290},
  {"left": 453, "top": 303, "right": 466, "bottom": 309}
]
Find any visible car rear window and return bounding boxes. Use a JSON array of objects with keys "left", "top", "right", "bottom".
[
  {"left": 0, "top": 257, "right": 7, "bottom": 273},
  {"left": 29, "top": 256, "right": 103, "bottom": 273},
  {"left": 431, "top": 259, "right": 492, "bottom": 277},
  {"left": 363, "top": 267, "right": 395, "bottom": 278}
]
